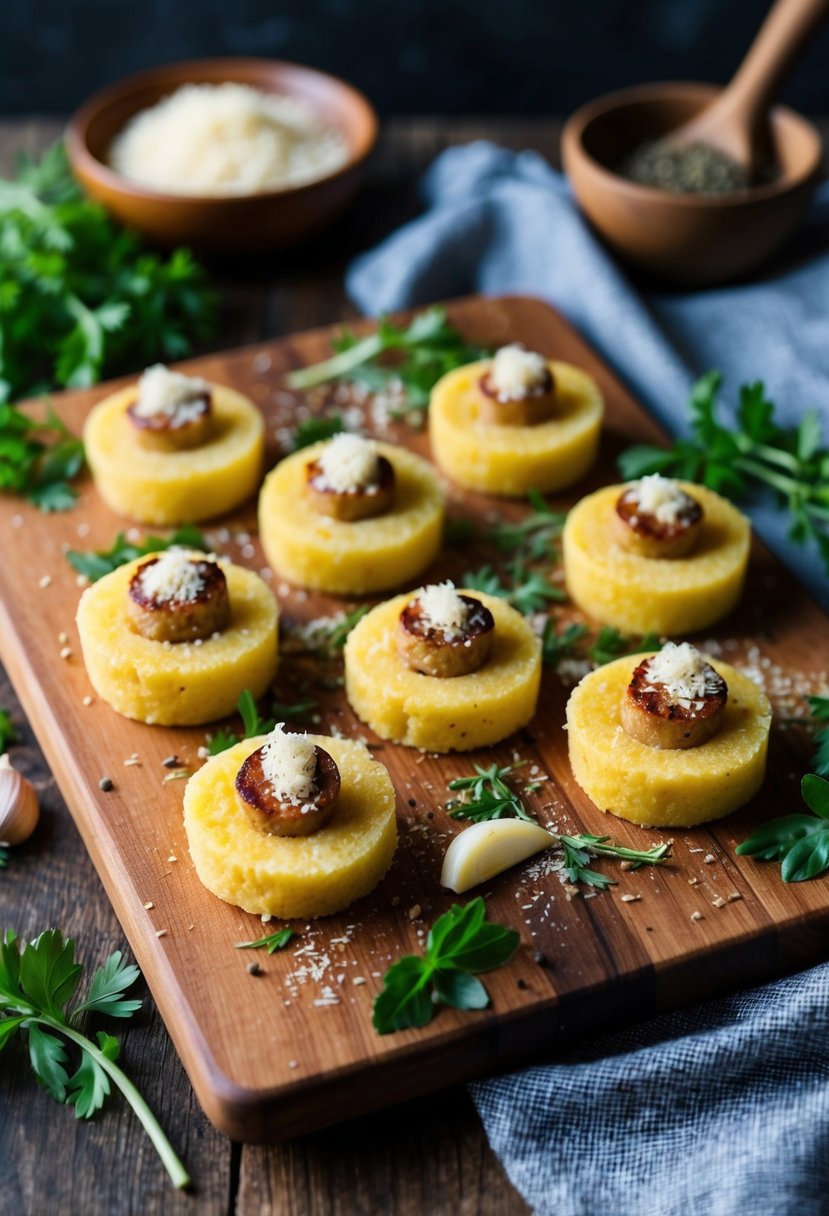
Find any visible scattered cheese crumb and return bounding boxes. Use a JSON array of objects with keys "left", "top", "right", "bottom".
[
  {"left": 39, "top": 575, "right": 52, "bottom": 589},
  {"left": 712, "top": 896, "right": 726, "bottom": 908},
  {"left": 155, "top": 929, "right": 168, "bottom": 938},
  {"left": 690, "top": 911, "right": 704, "bottom": 922},
  {"left": 144, "top": 901, "right": 154, "bottom": 909},
  {"left": 489, "top": 344, "right": 548, "bottom": 400},
  {"left": 620, "top": 893, "right": 641, "bottom": 903},
  {"left": 59, "top": 646, "right": 72, "bottom": 660},
  {"left": 704, "top": 853, "right": 716, "bottom": 865}
]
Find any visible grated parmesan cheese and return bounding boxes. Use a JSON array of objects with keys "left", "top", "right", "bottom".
[
  {"left": 260, "top": 724, "right": 318, "bottom": 807},
  {"left": 489, "top": 344, "right": 549, "bottom": 401},
  {"left": 627, "top": 474, "right": 693, "bottom": 525},
  {"left": 642, "top": 642, "right": 721, "bottom": 707},
  {"left": 134, "top": 364, "right": 209, "bottom": 425},
  {"left": 416, "top": 581, "right": 469, "bottom": 639},
  {"left": 109, "top": 83, "right": 348, "bottom": 197},
  {"left": 315, "top": 433, "right": 379, "bottom": 493},
  {"left": 139, "top": 550, "right": 205, "bottom": 603}
]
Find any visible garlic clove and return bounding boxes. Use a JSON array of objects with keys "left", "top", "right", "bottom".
[
  {"left": 441, "top": 818, "right": 555, "bottom": 894},
  {"left": 0, "top": 753, "right": 40, "bottom": 846}
]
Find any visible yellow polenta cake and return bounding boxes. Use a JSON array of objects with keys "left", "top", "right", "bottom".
[
  {"left": 84, "top": 382, "right": 264, "bottom": 525},
  {"left": 563, "top": 483, "right": 750, "bottom": 634},
  {"left": 428, "top": 359, "right": 603, "bottom": 496},
  {"left": 183, "top": 735, "right": 398, "bottom": 917},
  {"left": 258, "top": 440, "right": 444, "bottom": 594},
  {"left": 76, "top": 555, "right": 278, "bottom": 725},
  {"left": 566, "top": 654, "right": 771, "bottom": 827},
  {"left": 344, "top": 590, "right": 541, "bottom": 751}
]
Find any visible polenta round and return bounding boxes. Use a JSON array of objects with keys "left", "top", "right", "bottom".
[
  {"left": 258, "top": 440, "right": 444, "bottom": 594},
  {"left": 76, "top": 554, "right": 278, "bottom": 725},
  {"left": 344, "top": 590, "right": 541, "bottom": 752},
  {"left": 428, "top": 359, "right": 603, "bottom": 496},
  {"left": 183, "top": 735, "right": 398, "bottom": 918},
  {"left": 566, "top": 654, "right": 771, "bottom": 828},
  {"left": 562, "top": 483, "right": 750, "bottom": 635},
  {"left": 84, "top": 382, "right": 264, "bottom": 525}
]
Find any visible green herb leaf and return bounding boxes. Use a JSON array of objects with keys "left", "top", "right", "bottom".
[
  {"left": 289, "top": 414, "right": 345, "bottom": 452},
  {"left": 208, "top": 689, "right": 320, "bottom": 756},
  {"left": 464, "top": 560, "right": 565, "bottom": 615},
  {"left": 234, "top": 928, "right": 296, "bottom": 954},
  {"left": 589, "top": 626, "right": 660, "bottom": 667},
  {"left": 0, "top": 929, "right": 188, "bottom": 1187},
  {"left": 66, "top": 524, "right": 208, "bottom": 582},
  {"left": 807, "top": 697, "right": 829, "bottom": 778},
  {"left": 491, "top": 490, "right": 566, "bottom": 562},
  {"left": 541, "top": 620, "right": 590, "bottom": 668},
  {"left": 0, "top": 708, "right": 17, "bottom": 753},
  {"left": 618, "top": 371, "right": 829, "bottom": 575},
  {"left": 372, "top": 898, "right": 520, "bottom": 1035},
  {"left": 447, "top": 762, "right": 535, "bottom": 823},
  {"left": 737, "top": 775, "right": 829, "bottom": 883}
]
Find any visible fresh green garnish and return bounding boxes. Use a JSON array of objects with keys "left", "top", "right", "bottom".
[
  {"left": 447, "top": 762, "right": 534, "bottom": 823},
  {"left": 0, "top": 141, "right": 214, "bottom": 404},
  {"left": 808, "top": 697, "right": 829, "bottom": 778},
  {"left": 464, "top": 560, "right": 565, "bottom": 615},
  {"left": 541, "top": 620, "right": 590, "bottom": 667},
  {"left": 65, "top": 524, "right": 208, "bottom": 582},
  {"left": 491, "top": 490, "right": 567, "bottom": 562},
  {"left": 618, "top": 371, "right": 829, "bottom": 574},
  {"left": 443, "top": 517, "right": 477, "bottom": 545},
  {"left": 557, "top": 833, "right": 670, "bottom": 890},
  {"left": 282, "top": 606, "right": 370, "bottom": 661},
  {"left": 285, "top": 307, "right": 488, "bottom": 415},
  {"left": 207, "top": 688, "right": 319, "bottom": 756},
  {"left": 736, "top": 774, "right": 829, "bottom": 882},
  {"left": 0, "top": 929, "right": 188, "bottom": 1188},
  {"left": 588, "top": 625, "right": 660, "bottom": 667},
  {"left": 0, "top": 708, "right": 17, "bottom": 753},
  {"left": 372, "top": 897, "right": 519, "bottom": 1035},
  {"left": 289, "top": 414, "right": 345, "bottom": 452},
  {"left": 0, "top": 400, "right": 84, "bottom": 512},
  {"left": 234, "top": 928, "right": 295, "bottom": 954}
]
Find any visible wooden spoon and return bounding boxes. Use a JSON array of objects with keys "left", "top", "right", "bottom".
[{"left": 659, "top": 0, "right": 829, "bottom": 182}]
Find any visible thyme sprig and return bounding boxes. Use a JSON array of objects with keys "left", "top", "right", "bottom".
[{"left": 447, "top": 762, "right": 534, "bottom": 823}]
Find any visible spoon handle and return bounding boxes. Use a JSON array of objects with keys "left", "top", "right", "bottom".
[{"left": 723, "top": 0, "right": 829, "bottom": 125}]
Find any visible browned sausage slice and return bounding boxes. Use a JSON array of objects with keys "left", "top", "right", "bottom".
[
  {"left": 397, "top": 585, "right": 494, "bottom": 677},
  {"left": 236, "top": 740, "right": 341, "bottom": 837},
  {"left": 612, "top": 476, "right": 703, "bottom": 558},
  {"left": 620, "top": 644, "right": 727, "bottom": 750},
  {"left": 127, "top": 552, "right": 230, "bottom": 643}
]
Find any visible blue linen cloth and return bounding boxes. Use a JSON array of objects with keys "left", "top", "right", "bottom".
[
  {"left": 347, "top": 143, "right": 829, "bottom": 1215},
  {"left": 347, "top": 141, "right": 829, "bottom": 610}
]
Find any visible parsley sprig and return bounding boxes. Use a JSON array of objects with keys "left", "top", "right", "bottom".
[
  {"left": 207, "top": 688, "right": 319, "bottom": 756},
  {"left": 284, "top": 307, "right": 488, "bottom": 415},
  {"left": 464, "top": 560, "right": 565, "bottom": 615},
  {"left": 541, "top": 620, "right": 660, "bottom": 670},
  {"left": 491, "top": 490, "right": 567, "bottom": 562},
  {"left": 281, "top": 606, "right": 370, "bottom": 661},
  {"left": 737, "top": 774, "right": 829, "bottom": 882},
  {"left": 0, "top": 400, "right": 84, "bottom": 511},
  {"left": 234, "top": 928, "right": 295, "bottom": 954},
  {"left": 558, "top": 834, "right": 670, "bottom": 890},
  {"left": 0, "top": 708, "right": 17, "bottom": 754},
  {"left": 0, "top": 142, "right": 214, "bottom": 404},
  {"left": 0, "top": 929, "right": 188, "bottom": 1188},
  {"left": 619, "top": 371, "right": 829, "bottom": 574},
  {"left": 66, "top": 525, "right": 208, "bottom": 582},
  {"left": 372, "top": 898, "right": 520, "bottom": 1035},
  {"left": 289, "top": 414, "right": 345, "bottom": 452}
]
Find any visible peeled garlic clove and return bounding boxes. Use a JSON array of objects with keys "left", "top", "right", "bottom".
[
  {"left": 441, "top": 818, "right": 555, "bottom": 894},
  {"left": 0, "top": 753, "right": 40, "bottom": 846}
]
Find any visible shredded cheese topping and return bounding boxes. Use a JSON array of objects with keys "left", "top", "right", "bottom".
[
  {"left": 641, "top": 642, "right": 723, "bottom": 708},
  {"left": 134, "top": 364, "right": 209, "bottom": 426},
  {"left": 489, "top": 344, "right": 549, "bottom": 401},
  {"left": 109, "top": 82, "right": 348, "bottom": 197},
  {"left": 260, "top": 724, "right": 318, "bottom": 807},
  {"left": 138, "top": 550, "right": 205, "bottom": 603},
  {"left": 315, "top": 433, "right": 380, "bottom": 493},
  {"left": 416, "top": 581, "right": 469, "bottom": 640},
  {"left": 627, "top": 474, "right": 695, "bottom": 525}
]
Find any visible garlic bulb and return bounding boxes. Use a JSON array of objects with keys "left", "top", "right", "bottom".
[{"left": 0, "top": 753, "right": 39, "bottom": 846}]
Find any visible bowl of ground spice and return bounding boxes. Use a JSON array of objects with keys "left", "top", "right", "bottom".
[
  {"left": 561, "top": 82, "right": 822, "bottom": 286},
  {"left": 67, "top": 58, "right": 378, "bottom": 254}
]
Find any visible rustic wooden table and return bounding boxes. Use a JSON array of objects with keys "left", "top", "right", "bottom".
[{"left": 0, "top": 115, "right": 565, "bottom": 1216}]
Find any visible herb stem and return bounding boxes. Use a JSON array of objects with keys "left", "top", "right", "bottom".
[
  {"left": 42, "top": 1015, "right": 190, "bottom": 1189},
  {"left": 285, "top": 333, "right": 384, "bottom": 390}
]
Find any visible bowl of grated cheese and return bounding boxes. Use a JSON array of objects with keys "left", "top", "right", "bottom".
[{"left": 66, "top": 58, "right": 378, "bottom": 254}]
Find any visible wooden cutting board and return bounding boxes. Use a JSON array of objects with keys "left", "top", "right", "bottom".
[{"left": 2, "top": 295, "right": 827, "bottom": 1143}]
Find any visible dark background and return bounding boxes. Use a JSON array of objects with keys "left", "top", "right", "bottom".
[{"left": 5, "top": 0, "right": 829, "bottom": 116}]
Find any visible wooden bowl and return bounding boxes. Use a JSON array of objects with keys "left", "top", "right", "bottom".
[
  {"left": 562, "top": 82, "right": 823, "bottom": 286},
  {"left": 66, "top": 58, "right": 378, "bottom": 254}
]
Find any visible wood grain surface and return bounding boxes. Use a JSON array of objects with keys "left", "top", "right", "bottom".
[{"left": 1, "top": 292, "right": 826, "bottom": 1153}]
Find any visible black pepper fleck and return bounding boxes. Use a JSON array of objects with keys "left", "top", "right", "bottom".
[
  {"left": 426, "top": 811, "right": 434, "bottom": 820},
  {"left": 533, "top": 950, "right": 547, "bottom": 966},
  {"left": 517, "top": 978, "right": 528, "bottom": 990},
  {"left": 408, "top": 798, "right": 416, "bottom": 808},
  {"left": 98, "top": 776, "right": 114, "bottom": 792},
  {"left": 246, "top": 962, "right": 262, "bottom": 976},
  {"left": 162, "top": 755, "right": 180, "bottom": 769}
]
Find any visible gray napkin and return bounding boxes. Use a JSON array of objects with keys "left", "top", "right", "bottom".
[
  {"left": 347, "top": 143, "right": 829, "bottom": 1215},
  {"left": 347, "top": 141, "right": 829, "bottom": 609}
]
